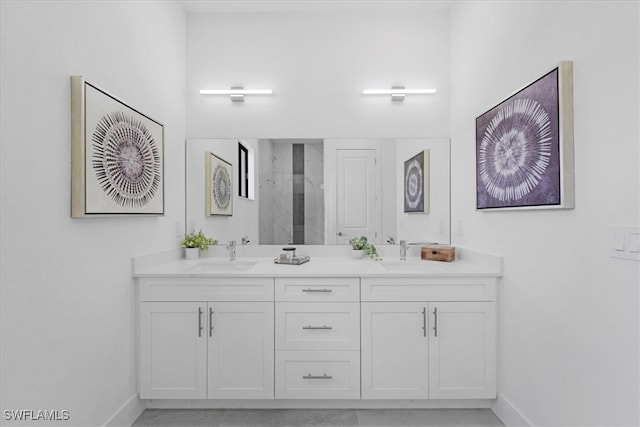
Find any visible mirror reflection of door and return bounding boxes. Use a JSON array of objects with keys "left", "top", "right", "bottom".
[{"left": 335, "top": 149, "right": 379, "bottom": 244}]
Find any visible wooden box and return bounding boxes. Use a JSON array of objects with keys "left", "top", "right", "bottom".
[{"left": 421, "top": 245, "right": 455, "bottom": 262}]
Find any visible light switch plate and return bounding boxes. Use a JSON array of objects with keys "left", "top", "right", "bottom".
[{"left": 609, "top": 226, "right": 640, "bottom": 261}]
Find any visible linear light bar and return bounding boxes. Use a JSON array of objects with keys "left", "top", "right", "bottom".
[
  {"left": 199, "top": 89, "right": 273, "bottom": 95},
  {"left": 362, "top": 88, "right": 437, "bottom": 95},
  {"left": 362, "top": 86, "right": 436, "bottom": 102},
  {"left": 199, "top": 86, "right": 273, "bottom": 103}
]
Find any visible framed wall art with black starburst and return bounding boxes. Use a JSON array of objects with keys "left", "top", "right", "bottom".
[
  {"left": 475, "top": 61, "right": 574, "bottom": 211},
  {"left": 71, "top": 76, "right": 164, "bottom": 217},
  {"left": 205, "top": 152, "right": 233, "bottom": 216}
]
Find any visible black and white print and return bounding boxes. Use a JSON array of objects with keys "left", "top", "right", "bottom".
[
  {"left": 91, "top": 111, "right": 161, "bottom": 208},
  {"left": 74, "top": 77, "right": 164, "bottom": 216},
  {"left": 206, "top": 152, "right": 233, "bottom": 216}
]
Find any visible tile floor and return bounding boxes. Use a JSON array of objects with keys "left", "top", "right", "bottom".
[{"left": 132, "top": 408, "right": 505, "bottom": 427}]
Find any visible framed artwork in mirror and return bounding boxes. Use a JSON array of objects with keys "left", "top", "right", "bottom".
[
  {"left": 70, "top": 76, "right": 164, "bottom": 217},
  {"left": 475, "top": 61, "right": 574, "bottom": 210},
  {"left": 205, "top": 152, "right": 233, "bottom": 216},
  {"left": 404, "top": 149, "right": 430, "bottom": 213}
]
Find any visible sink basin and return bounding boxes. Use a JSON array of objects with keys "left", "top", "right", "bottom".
[
  {"left": 379, "top": 260, "right": 445, "bottom": 272},
  {"left": 186, "top": 260, "right": 257, "bottom": 273}
]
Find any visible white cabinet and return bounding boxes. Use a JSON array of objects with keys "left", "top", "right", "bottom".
[
  {"left": 208, "top": 302, "right": 274, "bottom": 399},
  {"left": 137, "top": 270, "right": 499, "bottom": 403},
  {"left": 139, "top": 278, "right": 274, "bottom": 400},
  {"left": 428, "top": 302, "right": 496, "bottom": 399},
  {"left": 274, "top": 278, "right": 360, "bottom": 399},
  {"left": 139, "top": 302, "right": 208, "bottom": 399},
  {"left": 361, "top": 303, "right": 429, "bottom": 399},
  {"left": 361, "top": 277, "right": 497, "bottom": 400}
]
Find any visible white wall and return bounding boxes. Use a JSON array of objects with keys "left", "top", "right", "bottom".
[
  {"left": 0, "top": 1, "right": 186, "bottom": 426},
  {"left": 449, "top": 1, "right": 639, "bottom": 426},
  {"left": 186, "top": 10, "right": 450, "bottom": 138}
]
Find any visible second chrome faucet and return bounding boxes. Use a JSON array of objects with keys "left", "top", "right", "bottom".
[
  {"left": 399, "top": 240, "right": 409, "bottom": 260},
  {"left": 226, "top": 240, "right": 236, "bottom": 261}
]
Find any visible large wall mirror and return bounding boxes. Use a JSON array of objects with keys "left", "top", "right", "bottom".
[{"left": 186, "top": 138, "right": 451, "bottom": 245}]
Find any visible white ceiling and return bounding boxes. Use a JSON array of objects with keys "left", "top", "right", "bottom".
[{"left": 179, "top": 0, "right": 453, "bottom": 14}]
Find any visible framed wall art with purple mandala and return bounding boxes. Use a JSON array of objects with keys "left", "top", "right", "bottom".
[
  {"left": 475, "top": 61, "right": 574, "bottom": 210},
  {"left": 205, "top": 152, "right": 233, "bottom": 216},
  {"left": 404, "top": 149, "right": 430, "bottom": 213},
  {"left": 71, "top": 76, "right": 164, "bottom": 217}
]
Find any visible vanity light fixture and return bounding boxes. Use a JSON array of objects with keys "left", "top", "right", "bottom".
[
  {"left": 199, "top": 86, "right": 273, "bottom": 103},
  {"left": 362, "top": 86, "right": 437, "bottom": 102}
]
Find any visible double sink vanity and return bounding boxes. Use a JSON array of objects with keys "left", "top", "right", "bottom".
[{"left": 133, "top": 245, "right": 502, "bottom": 408}]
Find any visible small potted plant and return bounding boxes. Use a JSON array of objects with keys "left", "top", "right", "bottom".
[
  {"left": 180, "top": 230, "right": 217, "bottom": 259},
  {"left": 349, "top": 236, "right": 380, "bottom": 260}
]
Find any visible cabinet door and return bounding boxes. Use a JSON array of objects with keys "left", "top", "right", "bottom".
[
  {"left": 208, "top": 302, "right": 275, "bottom": 399},
  {"left": 361, "top": 302, "right": 429, "bottom": 399},
  {"left": 428, "top": 302, "right": 496, "bottom": 399},
  {"left": 139, "top": 302, "right": 207, "bottom": 399}
]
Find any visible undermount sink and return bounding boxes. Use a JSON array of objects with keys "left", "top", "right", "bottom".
[
  {"left": 186, "top": 260, "right": 257, "bottom": 272},
  {"left": 379, "top": 260, "right": 445, "bottom": 272}
]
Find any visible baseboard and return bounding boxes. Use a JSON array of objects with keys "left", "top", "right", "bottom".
[
  {"left": 491, "top": 393, "right": 533, "bottom": 427},
  {"left": 145, "top": 399, "right": 492, "bottom": 409},
  {"left": 103, "top": 393, "right": 146, "bottom": 427}
]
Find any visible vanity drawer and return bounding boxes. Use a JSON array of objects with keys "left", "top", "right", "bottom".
[
  {"left": 139, "top": 277, "right": 274, "bottom": 302},
  {"left": 361, "top": 277, "right": 496, "bottom": 302},
  {"left": 275, "top": 278, "right": 359, "bottom": 302},
  {"left": 276, "top": 302, "right": 360, "bottom": 351},
  {"left": 275, "top": 350, "right": 360, "bottom": 399}
]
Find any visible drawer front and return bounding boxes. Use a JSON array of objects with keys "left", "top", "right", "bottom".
[
  {"left": 139, "top": 277, "right": 274, "bottom": 302},
  {"left": 275, "top": 278, "right": 359, "bottom": 302},
  {"left": 361, "top": 277, "right": 496, "bottom": 302},
  {"left": 276, "top": 303, "right": 360, "bottom": 351},
  {"left": 275, "top": 351, "right": 360, "bottom": 399}
]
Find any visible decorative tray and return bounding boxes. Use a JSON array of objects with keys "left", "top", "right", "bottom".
[{"left": 273, "top": 255, "right": 310, "bottom": 265}]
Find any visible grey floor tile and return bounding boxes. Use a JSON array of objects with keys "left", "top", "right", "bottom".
[
  {"left": 132, "top": 408, "right": 504, "bottom": 427},
  {"left": 132, "top": 409, "right": 224, "bottom": 427},
  {"left": 356, "top": 409, "right": 504, "bottom": 427},
  {"left": 219, "top": 409, "right": 358, "bottom": 427}
]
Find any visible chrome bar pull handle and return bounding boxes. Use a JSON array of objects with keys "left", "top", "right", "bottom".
[
  {"left": 302, "top": 325, "right": 333, "bottom": 330},
  {"left": 198, "top": 307, "right": 203, "bottom": 337},
  {"left": 303, "top": 373, "right": 333, "bottom": 380},
  {"left": 422, "top": 307, "right": 427, "bottom": 337},
  {"left": 433, "top": 306, "right": 438, "bottom": 338},
  {"left": 209, "top": 307, "right": 214, "bottom": 337},
  {"left": 302, "top": 288, "right": 332, "bottom": 293}
]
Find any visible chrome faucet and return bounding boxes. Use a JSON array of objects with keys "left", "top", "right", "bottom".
[
  {"left": 241, "top": 236, "right": 250, "bottom": 245},
  {"left": 399, "top": 240, "right": 409, "bottom": 260},
  {"left": 386, "top": 236, "right": 396, "bottom": 245},
  {"left": 226, "top": 240, "right": 236, "bottom": 261}
]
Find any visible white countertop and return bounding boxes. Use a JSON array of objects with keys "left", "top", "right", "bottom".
[{"left": 132, "top": 250, "right": 502, "bottom": 279}]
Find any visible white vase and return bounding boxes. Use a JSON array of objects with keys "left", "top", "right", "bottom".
[
  {"left": 351, "top": 249, "right": 364, "bottom": 259},
  {"left": 185, "top": 247, "right": 199, "bottom": 259}
]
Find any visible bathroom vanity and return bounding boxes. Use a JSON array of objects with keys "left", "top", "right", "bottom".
[{"left": 133, "top": 247, "right": 502, "bottom": 408}]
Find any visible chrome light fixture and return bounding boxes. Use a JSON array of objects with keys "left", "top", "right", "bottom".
[
  {"left": 362, "top": 86, "right": 437, "bottom": 102},
  {"left": 199, "top": 86, "right": 273, "bottom": 103}
]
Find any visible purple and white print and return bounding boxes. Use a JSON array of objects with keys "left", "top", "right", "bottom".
[{"left": 476, "top": 68, "right": 561, "bottom": 209}]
